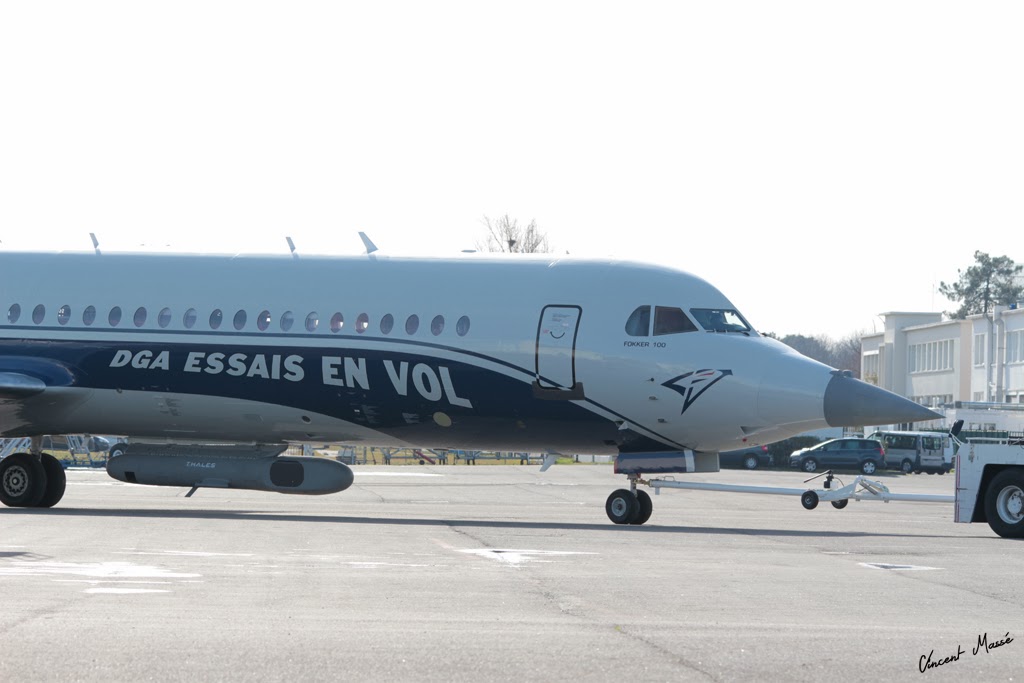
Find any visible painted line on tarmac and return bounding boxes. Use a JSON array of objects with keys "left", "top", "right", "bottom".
[{"left": 859, "top": 562, "right": 940, "bottom": 571}]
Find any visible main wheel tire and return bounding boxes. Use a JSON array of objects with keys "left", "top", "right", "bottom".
[
  {"left": 901, "top": 460, "right": 914, "bottom": 474},
  {"left": 630, "top": 490, "right": 653, "bottom": 526},
  {"left": 802, "top": 458, "right": 818, "bottom": 473},
  {"left": 108, "top": 442, "right": 128, "bottom": 459},
  {"left": 861, "top": 460, "right": 877, "bottom": 475},
  {"left": 801, "top": 490, "right": 819, "bottom": 510},
  {"left": 0, "top": 453, "right": 48, "bottom": 508},
  {"left": 605, "top": 489, "right": 639, "bottom": 524},
  {"left": 984, "top": 469, "right": 1024, "bottom": 539},
  {"left": 831, "top": 499, "right": 849, "bottom": 509},
  {"left": 37, "top": 453, "right": 67, "bottom": 508},
  {"left": 743, "top": 455, "right": 759, "bottom": 470}
]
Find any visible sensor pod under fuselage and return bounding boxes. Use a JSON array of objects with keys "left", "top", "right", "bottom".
[{"left": 106, "top": 453, "right": 354, "bottom": 495}]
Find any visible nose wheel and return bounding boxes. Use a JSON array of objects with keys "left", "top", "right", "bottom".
[{"left": 605, "top": 479, "right": 654, "bottom": 525}]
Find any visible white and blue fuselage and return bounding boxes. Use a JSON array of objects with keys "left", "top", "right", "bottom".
[{"left": 0, "top": 250, "right": 935, "bottom": 458}]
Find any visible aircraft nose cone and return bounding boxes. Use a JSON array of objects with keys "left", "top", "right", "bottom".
[{"left": 823, "top": 373, "right": 940, "bottom": 427}]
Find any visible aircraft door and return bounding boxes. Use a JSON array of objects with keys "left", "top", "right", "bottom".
[{"left": 534, "top": 305, "right": 584, "bottom": 399}]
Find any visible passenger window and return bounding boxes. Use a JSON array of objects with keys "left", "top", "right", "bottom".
[
  {"left": 83, "top": 306, "right": 96, "bottom": 326},
  {"left": 134, "top": 307, "right": 147, "bottom": 327},
  {"left": 108, "top": 306, "right": 122, "bottom": 327},
  {"left": 456, "top": 315, "right": 470, "bottom": 337},
  {"left": 209, "top": 309, "right": 223, "bottom": 330},
  {"left": 33, "top": 304, "right": 45, "bottom": 324},
  {"left": 7, "top": 304, "right": 20, "bottom": 324},
  {"left": 233, "top": 310, "right": 247, "bottom": 330},
  {"left": 331, "top": 313, "right": 345, "bottom": 333},
  {"left": 406, "top": 314, "right": 419, "bottom": 335},
  {"left": 257, "top": 310, "right": 271, "bottom": 331},
  {"left": 158, "top": 308, "right": 172, "bottom": 328},
  {"left": 431, "top": 315, "right": 445, "bottom": 336},
  {"left": 183, "top": 309, "right": 197, "bottom": 329},
  {"left": 625, "top": 306, "right": 651, "bottom": 336},
  {"left": 356, "top": 313, "right": 369, "bottom": 333},
  {"left": 654, "top": 307, "right": 697, "bottom": 335},
  {"left": 380, "top": 314, "right": 394, "bottom": 335},
  {"left": 58, "top": 305, "right": 71, "bottom": 326},
  {"left": 305, "top": 312, "right": 319, "bottom": 332},
  {"left": 280, "top": 311, "right": 294, "bottom": 332}
]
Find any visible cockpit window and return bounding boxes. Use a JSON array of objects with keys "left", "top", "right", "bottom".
[
  {"left": 654, "top": 306, "right": 697, "bottom": 335},
  {"left": 625, "top": 306, "right": 651, "bottom": 337},
  {"left": 689, "top": 308, "right": 752, "bottom": 334}
]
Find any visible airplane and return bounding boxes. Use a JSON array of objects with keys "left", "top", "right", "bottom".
[{"left": 0, "top": 245, "right": 938, "bottom": 524}]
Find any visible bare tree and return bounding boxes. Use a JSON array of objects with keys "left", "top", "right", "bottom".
[
  {"left": 779, "top": 332, "right": 862, "bottom": 378},
  {"left": 478, "top": 214, "right": 550, "bottom": 253},
  {"left": 831, "top": 333, "right": 864, "bottom": 378}
]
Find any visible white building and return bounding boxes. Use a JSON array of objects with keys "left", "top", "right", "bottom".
[{"left": 860, "top": 305, "right": 1024, "bottom": 432}]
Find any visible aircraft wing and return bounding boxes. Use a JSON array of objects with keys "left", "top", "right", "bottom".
[{"left": 0, "top": 372, "right": 47, "bottom": 399}]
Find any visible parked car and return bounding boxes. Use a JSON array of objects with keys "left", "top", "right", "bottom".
[
  {"left": 719, "top": 445, "right": 772, "bottom": 470},
  {"left": 789, "top": 438, "right": 885, "bottom": 475},
  {"left": 867, "top": 430, "right": 953, "bottom": 474}
]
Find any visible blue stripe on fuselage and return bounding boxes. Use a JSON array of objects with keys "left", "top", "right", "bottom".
[{"left": 0, "top": 338, "right": 636, "bottom": 451}]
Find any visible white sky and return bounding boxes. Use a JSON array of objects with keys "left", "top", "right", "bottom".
[{"left": 1, "top": 2, "right": 1021, "bottom": 339}]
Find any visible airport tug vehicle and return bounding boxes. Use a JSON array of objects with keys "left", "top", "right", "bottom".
[{"left": 613, "top": 421, "right": 1024, "bottom": 539}]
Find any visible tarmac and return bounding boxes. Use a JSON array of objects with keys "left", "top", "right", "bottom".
[{"left": 1, "top": 465, "right": 1020, "bottom": 682}]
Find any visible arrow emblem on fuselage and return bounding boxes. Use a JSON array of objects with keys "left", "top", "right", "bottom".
[{"left": 662, "top": 369, "right": 733, "bottom": 414}]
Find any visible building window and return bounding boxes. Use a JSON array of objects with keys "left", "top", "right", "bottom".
[
  {"left": 909, "top": 340, "right": 955, "bottom": 373},
  {"left": 863, "top": 352, "right": 879, "bottom": 384},
  {"left": 1008, "top": 330, "right": 1024, "bottom": 364}
]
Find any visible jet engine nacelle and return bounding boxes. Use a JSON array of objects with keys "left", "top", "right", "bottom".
[{"left": 106, "top": 452, "right": 354, "bottom": 495}]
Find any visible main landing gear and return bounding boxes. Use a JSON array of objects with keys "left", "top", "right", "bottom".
[
  {"left": 0, "top": 439, "right": 67, "bottom": 509},
  {"left": 605, "top": 476, "right": 654, "bottom": 525}
]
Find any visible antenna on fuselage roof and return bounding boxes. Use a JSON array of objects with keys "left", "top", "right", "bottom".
[
  {"left": 358, "top": 231, "right": 378, "bottom": 255},
  {"left": 285, "top": 236, "right": 298, "bottom": 259},
  {"left": 90, "top": 233, "right": 101, "bottom": 255}
]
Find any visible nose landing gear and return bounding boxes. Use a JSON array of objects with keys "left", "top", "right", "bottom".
[{"left": 605, "top": 476, "right": 654, "bottom": 525}]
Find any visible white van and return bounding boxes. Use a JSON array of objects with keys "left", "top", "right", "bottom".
[{"left": 868, "top": 430, "right": 953, "bottom": 474}]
